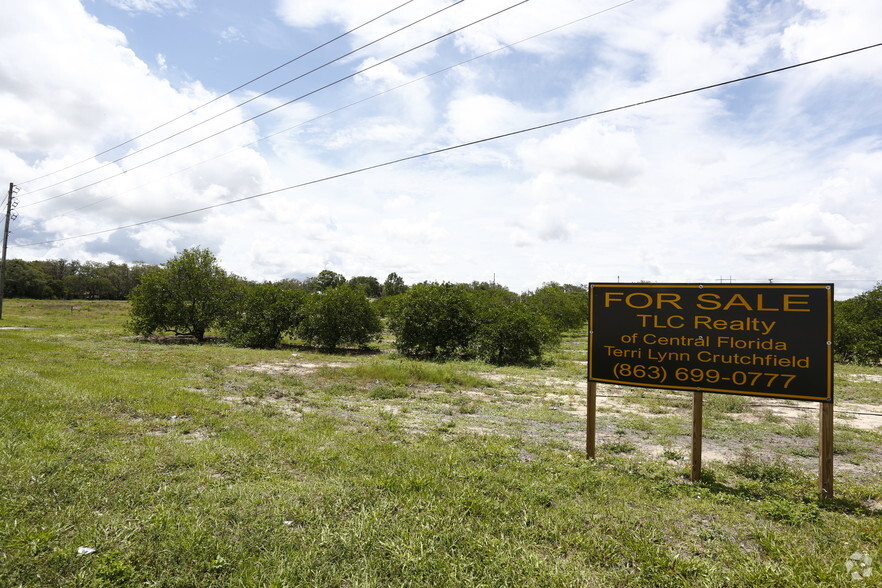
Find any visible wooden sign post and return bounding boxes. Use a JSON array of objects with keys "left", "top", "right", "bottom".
[
  {"left": 586, "top": 381, "right": 596, "bottom": 459},
  {"left": 819, "top": 402, "right": 834, "bottom": 499},
  {"left": 691, "top": 391, "right": 703, "bottom": 482}
]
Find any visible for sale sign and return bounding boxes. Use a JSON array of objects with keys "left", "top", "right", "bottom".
[{"left": 589, "top": 284, "right": 833, "bottom": 402}]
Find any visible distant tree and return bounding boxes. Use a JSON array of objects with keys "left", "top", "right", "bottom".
[
  {"left": 224, "top": 282, "right": 305, "bottom": 348},
  {"left": 561, "top": 283, "right": 590, "bottom": 319},
  {"left": 835, "top": 283, "right": 882, "bottom": 364},
  {"left": 33, "top": 258, "right": 79, "bottom": 281},
  {"left": 348, "top": 275, "right": 382, "bottom": 298},
  {"left": 97, "top": 261, "right": 137, "bottom": 299},
  {"left": 275, "top": 278, "right": 310, "bottom": 292},
  {"left": 128, "top": 262, "right": 158, "bottom": 295},
  {"left": 306, "top": 270, "right": 346, "bottom": 293},
  {"left": 89, "top": 277, "right": 116, "bottom": 300},
  {"left": 383, "top": 272, "right": 407, "bottom": 297},
  {"left": 33, "top": 259, "right": 79, "bottom": 297},
  {"left": 2, "top": 259, "right": 50, "bottom": 298},
  {"left": 62, "top": 273, "right": 90, "bottom": 299},
  {"left": 298, "top": 284, "right": 381, "bottom": 350},
  {"left": 389, "top": 282, "right": 476, "bottom": 357},
  {"left": 127, "top": 247, "right": 234, "bottom": 341}
]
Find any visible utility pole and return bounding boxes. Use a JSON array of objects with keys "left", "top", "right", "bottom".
[{"left": 0, "top": 182, "right": 18, "bottom": 320}]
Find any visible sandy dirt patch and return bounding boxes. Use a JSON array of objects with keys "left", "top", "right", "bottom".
[{"left": 235, "top": 360, "right": 352, "bottom": 376}]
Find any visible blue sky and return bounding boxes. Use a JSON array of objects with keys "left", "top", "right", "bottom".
[{"left": 2, "top": 0, "right": 881, "bottom": 297}]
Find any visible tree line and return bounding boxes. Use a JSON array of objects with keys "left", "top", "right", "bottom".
[
  {"left": 0, "top": 257, "right": 408, "bottom": 301},
  {"left": 9, "top": 249, "right": 879, "bottom": 365},
  {"left": 126, "top": 248, "right": 588, "bottom": 365},
  {"left": 1, "top": 258, "right": 158, "bottom": 300}
]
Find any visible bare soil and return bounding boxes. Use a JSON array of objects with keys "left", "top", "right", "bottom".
[{"left": 231, "top": 359, "right": 882, "bottom": 481}]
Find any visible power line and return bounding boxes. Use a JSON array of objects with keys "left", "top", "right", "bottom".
[
  {"left": 21, "top": 0, "right": 531, "bottom": 207},
  {"left": 18, "top": 0, "right": 422, "bottom": 189},
  {"left": 43, "top": 0, "right": 640, "bottom": 222},
  {"left": 18, "top": 41, "right": 882, "bottom": 248}
]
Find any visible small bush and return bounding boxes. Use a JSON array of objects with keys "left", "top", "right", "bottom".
[{"left": 368, "top": 385, "right": 411, "bottom": 399}]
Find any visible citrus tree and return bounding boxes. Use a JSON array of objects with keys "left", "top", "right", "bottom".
[
  {"left": 127, "top": 247, "right": 234, "bottom": 341},
  {"left": 223, "top": 282, "right": 305, "bottom": 348},
  {"left": 835, "top": 282, "right": 882, "bottom": 364},
  {"left": 471, "top": 291, "right": 558, "bottom": 365},
  {"left": 298, "top": 284, "right": 381, "bottom": 350},
  {"left": 389, "top": 282, "right": 476, "bottom": 357}
]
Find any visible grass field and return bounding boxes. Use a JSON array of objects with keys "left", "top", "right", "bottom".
[{"left": 1, "top": 299, "right": 880, "bottom": 586}]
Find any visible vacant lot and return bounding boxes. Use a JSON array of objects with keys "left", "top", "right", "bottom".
[{"left": 1, "top": 300, "right": 880, "bottom": 586}]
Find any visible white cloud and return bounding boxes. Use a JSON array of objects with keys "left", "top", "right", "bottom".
[
  {"left": 106, "top": 0, "right": 194, "bottom": 16},
  {"left": 745, "top": 204, "right": 867, "bottom": 253},
  {"left": 781, "top": 0, "right": 882, "bottom": 69},
  {"left": 219, "top": 26, "right": 246, "bottom": 45},
  {"left": 443, "top": 93, "right": 542, "bottom": 144},
  {"left": 518, "top": 120, "right": 645, "bottom": 185}
]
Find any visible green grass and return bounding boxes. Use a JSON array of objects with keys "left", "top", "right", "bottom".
[{"left": 1, "top": 299, "right": 881, "bottom": 586}]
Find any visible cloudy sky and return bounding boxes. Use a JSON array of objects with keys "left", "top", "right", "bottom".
[{"left": 2, "top": 0, "right": 881, "bottom": 297}]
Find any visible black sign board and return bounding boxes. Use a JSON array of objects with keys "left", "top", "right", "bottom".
[{"left": 589, "top": 284, "right": 833, "bottom": 402}]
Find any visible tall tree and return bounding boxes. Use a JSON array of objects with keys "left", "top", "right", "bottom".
[{"left": 383, "top": 272, "right": 407, "bottom": 297}]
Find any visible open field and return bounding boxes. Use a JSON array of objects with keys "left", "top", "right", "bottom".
[{"left": 1, "top": 299, "right": 880, "bottom": 586}]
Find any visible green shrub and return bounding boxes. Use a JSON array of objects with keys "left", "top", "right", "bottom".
[
  {"left": 523, "top": 282, "right": 587, "bottom": 333},
  {"left": 126, "top": 247, "right": 234, "bottom": 341},
  {"left": 835, "top": 282, "right": 882, "bottom": 364},
  {"left": 298, "top": 284, "right": 381, "bottom": 350},
  {"left": 472, "top": 299, "right": 558, "bottom": 365},
  {"left": 223, "top": 282, "right": 305, "bottom": 348},
  {"left": 372, "top": 293, "right": 405, "bottom": 318},
  {"left": 388, "top": 282, "right": 476, "bottom": 358}
]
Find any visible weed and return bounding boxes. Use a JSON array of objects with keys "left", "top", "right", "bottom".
[
  {"left": 758, "top": 498, "right": 821, "bottom": 525},
  {"left": 368, "top": 384, "right": 411, "bottom": 400},
  {"left": 663, "top": 448, "right": 685, "bottom": 461},
  {"left": 789, "top": 420, "right": 816, "bottom": 438},
  {"left": 706, "top": 393, "right": 749, "bottom": 414},
  {"left": 603, "top": 441, "right": 636, "bottom": 454}
]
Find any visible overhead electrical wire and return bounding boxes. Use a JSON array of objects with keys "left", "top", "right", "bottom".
[
  {"left": 18, "top": 41, "right": 882, "bottom": 248},
  {"left": 21, "top": 0, "right": 533, "bottom": 208},
  {"left": 44, "top": 0, "right": 640, "bottom": 222},
  {"left": 20, "top": 0, "right": 530, "bottom": 206},
  {"left": 18, "top": 0, "right": 422, "bottom": 189},
  {"left": 23, "top": 0, "right": 472, "bottom": 197},
  {"left": 21, "top": 1, "right": 532, "bottom": 207}
]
